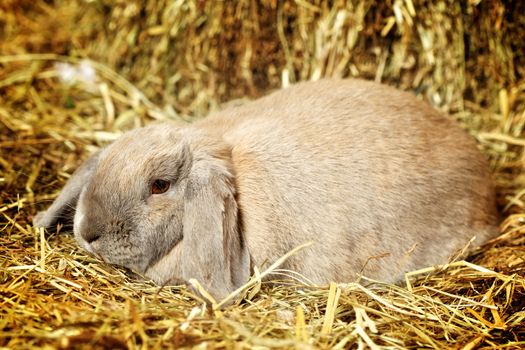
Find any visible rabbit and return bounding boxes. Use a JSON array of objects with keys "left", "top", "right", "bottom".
[{"left": 34, "top": 79, "right": 499, "bottom": 302}]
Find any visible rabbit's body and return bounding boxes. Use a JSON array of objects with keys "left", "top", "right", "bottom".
[
  {"left": 35, "top": 79, "right": 499, "bottom": 300},
  {"left": 195, "top": 79, "right": 498, "bottom": 283}
]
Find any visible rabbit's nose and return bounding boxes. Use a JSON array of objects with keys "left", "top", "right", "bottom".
[{"left": 83, "top": 229, "right": 101, "bottom": 243}]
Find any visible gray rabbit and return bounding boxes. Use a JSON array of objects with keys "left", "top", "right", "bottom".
[{"left": 35, "top": 79, "right": 499, "bottom": 301}]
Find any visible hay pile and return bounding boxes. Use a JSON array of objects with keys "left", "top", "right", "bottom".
[{"left": 1, "top": 0, "right": 525, "bottom": 348}]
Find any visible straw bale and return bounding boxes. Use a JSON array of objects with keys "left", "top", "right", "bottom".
[{"left": 1, "top": 0, "right": 525, "bottom": 348}]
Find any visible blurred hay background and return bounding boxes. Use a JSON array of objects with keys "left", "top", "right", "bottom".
[{"left": 1, "top": 0, "right": 525, "bottom": 348}]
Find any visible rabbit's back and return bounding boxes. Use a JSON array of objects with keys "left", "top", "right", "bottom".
[{"left": 197, "top": 79, "right": 499, "bottom": 283}]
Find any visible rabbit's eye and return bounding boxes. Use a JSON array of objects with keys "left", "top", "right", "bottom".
[{"left": 151, "top": 179, "right": 170, "bottom": 194}]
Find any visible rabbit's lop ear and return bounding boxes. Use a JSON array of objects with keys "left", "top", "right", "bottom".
[
  {"left": 182, "top": 143, "right": 251, "bottom": 302},
  {"left": 33, "top": 151, "right": 101, "bottom": 230}
]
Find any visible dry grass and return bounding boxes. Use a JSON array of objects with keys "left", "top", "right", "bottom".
[{"left": 1, "top": 1, "right": 525, "bottom": 349}]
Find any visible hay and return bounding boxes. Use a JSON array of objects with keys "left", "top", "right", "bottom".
[{"left": 1, "top": 0, "right": 525, "bottom": 348}]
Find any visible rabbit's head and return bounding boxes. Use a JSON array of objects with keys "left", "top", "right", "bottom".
[{"left": 35, "top": 123, "right": 251, "bottom": 301}]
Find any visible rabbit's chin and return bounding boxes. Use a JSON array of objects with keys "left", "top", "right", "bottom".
[
  {"left": 77, "top": 238, "right": 95, "bottom": 255},
  {"left": 144, "top": 240, "right": 184, "bottom": 286}
]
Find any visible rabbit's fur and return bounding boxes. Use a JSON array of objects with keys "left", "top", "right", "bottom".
[{"left": 35, "top": 79, "right": 499, "bottom": 301}]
